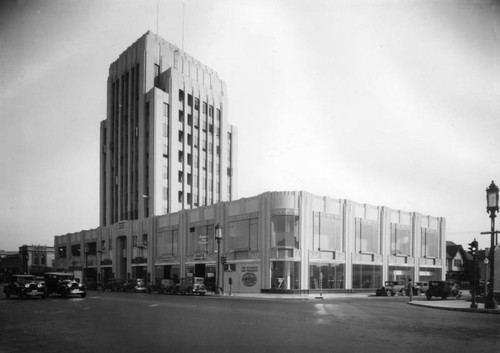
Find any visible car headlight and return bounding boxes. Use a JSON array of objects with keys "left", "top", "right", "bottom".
[
  {"left": 37, "top": 283, "right": 44, "bottom": 288},
  {"left": 67, "top": 283, "right": 72, "bottom": 288},
  {"left": 24, "top": 284, "right": 30, "bottom": 288}
]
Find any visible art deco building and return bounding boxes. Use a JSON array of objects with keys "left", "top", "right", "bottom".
[
  {"left": 55, "top": 191, "right": 446, "bottom": 293},
  {"left": 100, "top": 31, "right": 237, "bottom": 226}
]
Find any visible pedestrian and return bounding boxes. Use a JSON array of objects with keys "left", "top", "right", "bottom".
[{"left": 407, "top": 278, "right": 413, "bottom": 301}]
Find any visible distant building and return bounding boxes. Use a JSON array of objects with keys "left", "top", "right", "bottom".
[
  {"left": 446, "top": 241, "right": 467, "bottom": 281},
  {"left": 99, "top": 31, "right": 237, "bottom": 226},
  {"left": 18, "top": 245, "right": 55, "bottom": 276},
  {"left": 0, "top": 250, "right": 19, "bottom": 282}
]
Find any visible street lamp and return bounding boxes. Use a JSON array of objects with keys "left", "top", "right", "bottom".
[
  {"left": 484, "top": 257, "right": 489, "bottom": 296},
  {"left": 215, "top": 224, "right": 223, "bottom": 295},
  {"left": 485, "top": 181, "right": 498, "bottom": 309}
]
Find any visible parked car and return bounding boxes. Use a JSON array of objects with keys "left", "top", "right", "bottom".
[
  {"left": 426, "top": 280, "right": 452, "bottom": 300},
  {"left": 375, "top": 280, "right": 406, "bottom": 296},
  {"left": 44, "top": 272, "right": 86, "bottom": 298},
  {"left": 150, "top": 279, "right": 175, "bottom": 294},
  {"left": 123, "top": 278, "right": 151, "bottom": 293},
  {"left": 174, "top": 277, "right": 206, "bottom": 296},
  {"left": 102, "top": 278, "right": 125, "bottom": 292},
  {"left": 3, "top": 274, "right": 47, "bottom": 299},
  {"left": 414, "top": 281, "right": 429, "bottom": 295}
]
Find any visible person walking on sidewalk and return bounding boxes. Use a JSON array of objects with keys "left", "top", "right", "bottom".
[{"left": 407, "top": 279, "right": 413, "bottom": 301}]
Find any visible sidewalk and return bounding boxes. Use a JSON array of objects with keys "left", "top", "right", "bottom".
[
  {"left": 217, "top": 292, "right": 500, "bottom": 314},
  {"left": 408, "top": 298, "right": 500, "bottom": 314}
]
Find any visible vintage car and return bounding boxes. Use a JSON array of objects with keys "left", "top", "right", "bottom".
[
  {"left": 102, "top": 278, "right": 125, "bottom": 292},
  {"left": 375, "top": 280, "right": 406, "bottom": 296},
  {"left": 122, "top": 278, "right": 151, "bottom": 293},
  {"left": 44, "top": 272, "right": 86, "bottom": 298},
  {"left": 174, "top": 277, "right": 206, "bottom": 296},
  {"left": 426, "top": 280, "right": 452, "bottom": 300},
  {"left": 3, "top": 274, "right": 47, "bottom": 299},
  {"left": 414, "top": 281, "right": 429, "bottom": 295},
  {"left": 150, "top": 279, "right": 175, "bottom": 294}
]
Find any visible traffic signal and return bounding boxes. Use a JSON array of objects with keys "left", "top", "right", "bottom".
[
  {"left": 467, "top": 239, "right": 478, "bottom": 259},
  {"left": 220, "top": 255, "right": 227, "bottom": 265}
]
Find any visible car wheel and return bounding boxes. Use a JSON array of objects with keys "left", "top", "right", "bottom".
[{"left": 386, "top": 290, "right": 392, "bottom": 296}]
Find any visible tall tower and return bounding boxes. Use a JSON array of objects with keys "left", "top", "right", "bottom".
[{"left": 100, "top": 31, "right": 237, "bottom": 226}]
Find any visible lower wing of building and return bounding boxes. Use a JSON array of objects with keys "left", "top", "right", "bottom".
[{"left": 54, "top": 191, "right": 446, "bottom": 293}]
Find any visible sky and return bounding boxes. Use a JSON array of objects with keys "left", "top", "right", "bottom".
[{"left": 1, "top": 0, "right": 500, "bottom": 251}]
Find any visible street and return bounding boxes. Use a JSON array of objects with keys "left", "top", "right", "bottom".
[{"left": 0, "top": 291, "right": 499, "bottom": 353}]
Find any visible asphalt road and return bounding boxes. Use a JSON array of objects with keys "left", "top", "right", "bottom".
[{"left": 0, "top": 291, "right": 499, "bottom": 353}]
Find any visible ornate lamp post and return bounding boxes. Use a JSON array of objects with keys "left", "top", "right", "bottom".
[
  {"left": 484, "top": 257, "right": 489, "bottom": 296},
  {"left": 485, "top": 181, "right": 498, "bottom": 309},
  {"left": 215, "top": 224, "right": 223, "bottom": 295}
]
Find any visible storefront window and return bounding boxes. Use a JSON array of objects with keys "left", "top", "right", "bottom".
[
  {"left": 271, "top": 215, "right": 299, "bottom": 248},
  {"left": 418, "top": 268, "right": 441, "bottom": 281},
  {"left": 309, "top": 263, "right": 345, "bottom": 289},
  {"left": 352, "top": 264, "right": 382, "bottom": 289},
  {"left": 313, "top": 213, "right": 342, "bottom": 250},
  {"left": 355, "top": 218, "right": 380, "bottom": 253},
  {"left": 421, "top": 228, "right": 440, "bottom": 258},
  {"left": 271, "top": 261, "right": 300, "bottom": 290},
  {"left": 227, "top": 217, "right": 258, "bottom": 251},
  {"left": 388, "top": 266, "right": 413, "bottom": 282},
  {"left": 390, "top": 224, "right": 412, "bottom": 256}
]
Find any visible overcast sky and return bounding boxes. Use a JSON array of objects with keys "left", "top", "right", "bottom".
[{"left": 1, "top": 0, "right": 499, "bottom": 251}]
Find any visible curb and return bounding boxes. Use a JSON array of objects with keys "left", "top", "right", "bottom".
[{"left": 408, "top": 301, "right": 500, "bottom": 315}]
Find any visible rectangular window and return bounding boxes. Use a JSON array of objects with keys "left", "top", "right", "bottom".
[
  {"left": 352, "top": 264, "right": 382, "bottom": 289},
  {"left": 309, "top": 263, "right": 345, "bottom": 289},
  {"left": 312, "top": 213, "right": 342, "bottom": 251},
  {"left": 163, "top": 102, "right": 168, "bottom": 117},
  {"left": 271, "top": 215, "right": 299, "bottom": 249},
  {"left": 355, "top": 218, "right": 379, "bottom": 253},
  {"left": 154, "top": 64, "right": 160, "bottom": 88},
  {"left": 58, "top": 246, "right": 67, "bottom": 258},
  {"left": 421, "top": 228, "right": 440, "bottom": 258},
  {"left": 186, "top": 224, "right": 215, "bottom": 255},
  {"left": 71, "top": 244, "right": 80, "bottom": 257},
  {"left": 157, "top": 229, "right": 179, "bottom": 257},
  {"left": 228, "top": 217, "right": 258, "bottom": 251},
  {"left": 390, "top": 224, "right": 412, "bottom": 256}
]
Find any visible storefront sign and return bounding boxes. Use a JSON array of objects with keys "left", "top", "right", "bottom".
[
  {"left": 241, "top": 265, "right": 259, "bottom": 287},
  {"left": 194, "top": 253, "right": 206, "bottom": 261},
  {"left": 242, "top": 273, "right": 257, "bottom": 287}
]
